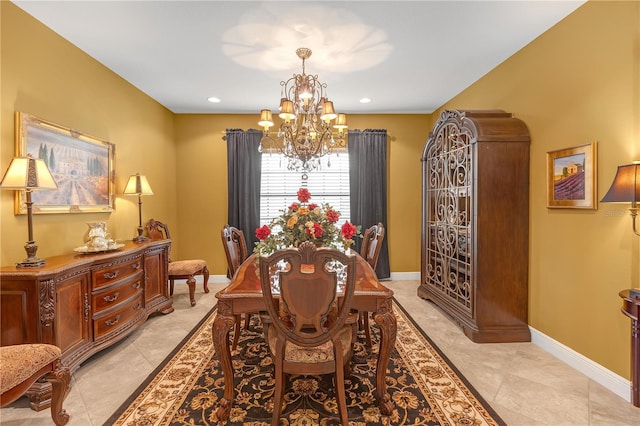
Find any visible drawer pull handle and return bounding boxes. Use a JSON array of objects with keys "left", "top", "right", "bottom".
[
  {"left": 103, "top": 270, "right": 119, "bottom": 280},
  {"left": 103, "top": 292, "right": 119, "bottom": 303},
  {"left": 132, "top": 282, "right": 141, "bottom": 290},
  {"left": 105, "top": 315, "right": 120, "bottom": 326},
  {"left": 134, "top": 302, "right": 142, "bottom": 311},
  {"left": 133, "top": 262, "right": 141, "bottom": 270}
]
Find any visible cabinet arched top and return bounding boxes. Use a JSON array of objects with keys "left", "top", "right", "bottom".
[{"left": 421, "top": 109, "right": 530, "bottom": 161}]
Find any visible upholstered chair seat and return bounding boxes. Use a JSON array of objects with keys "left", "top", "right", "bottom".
[
  {"left": 267, "top": 324, "right": 352, "bottom": 364},
  {"left": 0, "top": 344, "right": 71, "bottom": 426},
  {"left": 168, "top": 259, "right": 207, "bottom": 277}
]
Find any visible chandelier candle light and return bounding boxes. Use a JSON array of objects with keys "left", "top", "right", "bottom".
[{"left": 258, "top": 48, "right": 348, "bottom": 173}]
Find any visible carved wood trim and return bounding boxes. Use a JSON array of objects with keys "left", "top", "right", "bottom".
[{"left": 39, "top": 279, "right": 55, "bottom": 327}]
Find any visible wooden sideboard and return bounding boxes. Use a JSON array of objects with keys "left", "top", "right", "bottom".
[{"left": 0, "top": 240, "right": 173, "bottom": 410}]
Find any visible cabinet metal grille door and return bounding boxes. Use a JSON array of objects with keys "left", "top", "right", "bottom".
[{"left": 424, "top": 121, "right": 473, "bottom": 313}]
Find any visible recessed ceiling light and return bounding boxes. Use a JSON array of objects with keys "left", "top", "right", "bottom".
[
  {"left": 360, "top": 97, "right": 371, "bottom": 104},
  {"left": 207, "top": 97, "right": 221, "bottom": 103}
]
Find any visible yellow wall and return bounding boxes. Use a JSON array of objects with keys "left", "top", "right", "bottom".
[
  {"left": 173, "top": 114, "right": 430, "bottom": 275},
  {"left": 437, "top": 0, "right": 640, "bottom": 378},
  {"left": 2, "top": 0, "right": 639, "bottom": 383},
  {"left": 1, "top": 2, "right": 178, "bottom": 264}
]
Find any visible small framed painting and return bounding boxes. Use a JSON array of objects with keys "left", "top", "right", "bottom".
[
  {"left": 14, "top": 112, "right": 115, "bottom": 214},
  {"left": 546, "top": 142, "right": 597, "bottom": 209}
]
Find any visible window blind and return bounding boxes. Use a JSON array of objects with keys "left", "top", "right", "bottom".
[{"left": 260, "top": 152, "right": 351, "bottom": 226}]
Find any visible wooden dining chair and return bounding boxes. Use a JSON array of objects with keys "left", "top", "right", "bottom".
[
  {"left": 220, "top": 224, "right": 253, "bottom": 350},
  {"left": 359, "top": 222, "right": 385, "bottom": 347},
  {"left": 146, "top": 219, "right": 209, "bottom": 307},
  {"left": 0, "top": 344, "right": 71, "bottom": 426},
  {"left": 259, "top": 241, "right": 357, "bottom": 426}
]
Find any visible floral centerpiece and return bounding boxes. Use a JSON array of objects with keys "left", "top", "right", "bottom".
[{"left": 254, "top": 188, "right": 360, "bottom": 256}]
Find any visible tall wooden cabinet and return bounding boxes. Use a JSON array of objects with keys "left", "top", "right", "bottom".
[
  {"left": 0, "top": 240, "right": 173, "bottom": 409},
  {"left": 418, "top": 110, "right": 531, "bottom": 343}
]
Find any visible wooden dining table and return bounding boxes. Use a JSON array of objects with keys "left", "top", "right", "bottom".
[{"left": 211, "top": 252, "right": 397, "bottom": 421}]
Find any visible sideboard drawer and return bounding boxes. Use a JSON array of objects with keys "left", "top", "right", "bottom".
[
  {"left": 92, "top": 273, "right": 143, "bottom": 314},
  {"left": 93, "top": 295, "right": 144, "bottom": 340},
  {"left": 93, "top": 257, "right": 143, "bottom": 289}
]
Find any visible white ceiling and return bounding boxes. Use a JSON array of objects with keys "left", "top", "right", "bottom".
[{"left": 12, "top": 0, "right": 586, "bottom": 114}]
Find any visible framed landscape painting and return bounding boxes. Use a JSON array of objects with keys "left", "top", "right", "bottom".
[
  {"left": 14, "top": 112, "right": 115, "bottom": 214},
  {"left": 546, "top": 142, "right": 597, "bottom": 209}
]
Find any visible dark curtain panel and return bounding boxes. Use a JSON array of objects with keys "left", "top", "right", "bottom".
[
  {"left": 348, "top": 129, "right": 390, "bottom": 279},
  {"left": 226, "top": 129, "right": 262, "bottom": 250}
]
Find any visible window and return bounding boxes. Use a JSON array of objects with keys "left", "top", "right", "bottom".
[{"left": 260, "top": 152, "right": 350, "bottom": 225}]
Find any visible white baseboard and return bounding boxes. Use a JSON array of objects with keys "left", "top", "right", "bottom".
[
  {"left": 388, "top": 271, "right": 420, "bottom": 281},
  {"left": 529, "top": 326, "right": 631, "bottom": 403}
]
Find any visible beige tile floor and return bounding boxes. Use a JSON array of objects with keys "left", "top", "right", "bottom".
[{"left": 2, "top": 280, "right": 640, "bottom": 425}]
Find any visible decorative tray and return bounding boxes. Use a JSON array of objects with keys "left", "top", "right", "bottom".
[{"left": 73, "top": 243, "right": 125, "bottom": 254}]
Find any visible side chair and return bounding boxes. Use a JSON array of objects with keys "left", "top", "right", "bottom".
[
  {"left": 0, "top": 344, "right": 71, "bottom": 426},
  {"left": 220, "top": 224, "right": 252, "bottom": 350},
  {"left": 259, "top": 241, "right": 357, "bottom": 426},
  {"left": 359, "top": 222, "right": 385, "bottom": 348},
  {"left": 146, "top": 219, "right": 209, "bottom": 307}
]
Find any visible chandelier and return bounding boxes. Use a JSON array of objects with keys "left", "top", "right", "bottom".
[{"left": 258, "top": 47, "right": 348, "bottom": 172}]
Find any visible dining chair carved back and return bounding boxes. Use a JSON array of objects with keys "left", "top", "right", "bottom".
[
  {"left": 221, "top": 224, "right": 248, "bottom": 278},
  {"left": 146, "top": 219, "right": 209, "bottom": 307},
  {"left": 259, "top": 241, "right": 357, "bottom": 426},
  {"left": 220, "top": 224, "right": 253, "bottom": 350},
  {"left": 359, "top": 222, "right": 385, "bottom": 347}
]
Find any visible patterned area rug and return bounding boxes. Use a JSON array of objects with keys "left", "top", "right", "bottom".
[{"left": 107, "top": 300, "right": 504, "bottom": 425}]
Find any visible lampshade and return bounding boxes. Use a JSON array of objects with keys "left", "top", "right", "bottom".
[
  {"left": 0, "top": 155, "right": 57, "bottom": 190},
  {"left": 258, "top": 109, "right": 274, "bottom": 129},
  {"left": 320, "top": 100, "right": 337, "bottom": 122},
  {"left": 123, "top": 173, "right": 153, "bottom": 196},
  {"left": 333, "top": 113, "right": 348, "bottom": 130},
  {"left": 278, "top": 99, "right": 296, "bottom": 121},
  {"left": 600, "top": 163, "right": 640, "bottom": 203}
]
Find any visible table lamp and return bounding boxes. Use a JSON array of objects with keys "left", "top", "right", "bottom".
[
  {"left": 0, "top": 154, "right": 58, "bottom": 267},
  {"left": 601, "top": 161, "right": 640, "bottom": 297},
  {"left": 123, "top": 173, "right": 153, "bottom": 242},
  {"left": 601, "top": 161, "right": 640, "bottom": 236}
]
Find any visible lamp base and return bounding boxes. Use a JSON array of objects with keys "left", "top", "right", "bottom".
[
  {"left": 16, "top": 257, "right": 46, "bottom": 268},
  {"left": 133, "top": 225, "right": 148, "bottom": 243},
  {"left": 17, "top": 240, "right": 45, "bottom": 267},
  {"left": 630, "top": 288, "right": 640, "bottom": 299}
]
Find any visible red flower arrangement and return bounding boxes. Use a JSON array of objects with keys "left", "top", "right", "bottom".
[{"left": 254, "top": 188, "right": 361, "bottom": 255}]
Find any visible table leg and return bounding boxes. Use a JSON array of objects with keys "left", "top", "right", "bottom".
[
  {"left": 212, "top": 308, "right": 236, "bottom": 421},
  {"left": 631, "top": 318, "right": 640, "bottom": 407},
  {"left": 372, "top": 298, "right": 397, "bottom": 416}
]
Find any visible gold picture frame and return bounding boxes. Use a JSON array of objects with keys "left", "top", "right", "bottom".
[
  {"left": 546, "top": 142, "right": 597, "bottom": 209},
  {"left": 14, "top": 112, "right": 115, "bottom": 214}
]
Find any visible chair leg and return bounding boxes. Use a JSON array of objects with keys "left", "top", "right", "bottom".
[
  {"left": 363, "top": 311, "right": 372, "bottom": 348},
  {"left": 45, "top": 362, "right": 71, "bottom": 426},
  {"left": 202, "top": 266, "right": 210, "bottom": 293},
  {"left": 334, "top": 342, "right": 349, "bottom": 426},
  {"left": 186, "top": 276, "right": 196, "bottom": 306},
  {"left": 244, "top": 313, "right": 251, "bottom": 329},
  {"left": 169, "top": 279, "right": 175, "bottom": 296},
  {"left": 232, "top": 315, "right": 241, "bottom": 351},
  {"left": 271, "top": 350, "right": 285, "bottom": 426}
]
